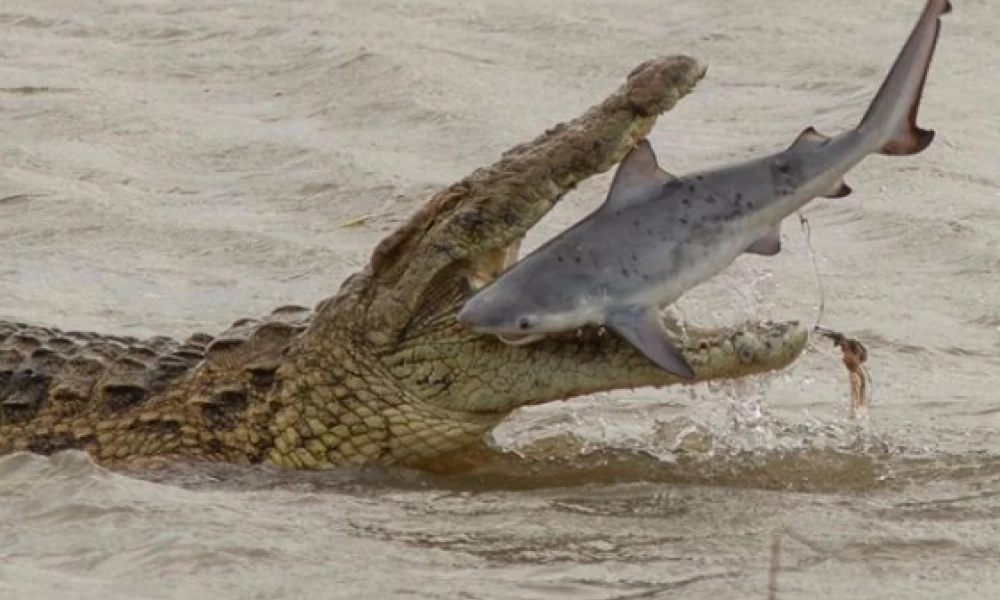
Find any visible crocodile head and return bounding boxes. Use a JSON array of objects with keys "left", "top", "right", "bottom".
[
  {"left": 264, "top": 55, "right": 809, "bottom": 471},
  {"left": 0, "top": 56, "right": 808, "bottom": 474}
]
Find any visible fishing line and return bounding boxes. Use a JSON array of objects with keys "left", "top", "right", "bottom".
[
  {"left": 797, "top": 211, "right": 875, "bottom": 406},
  {"left": 797, "top": 212, "right": 826, "bottom": 332}
]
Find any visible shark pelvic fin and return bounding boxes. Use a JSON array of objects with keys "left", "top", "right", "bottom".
[
  {"left": 606, "top": 306, "right": 695, "bottom": 380},
  {"left": 822, "top": 180, "right": 853, "bottom": 199},
  {"left": 745, "top": 223, "right": 782, "bottom": 256}
]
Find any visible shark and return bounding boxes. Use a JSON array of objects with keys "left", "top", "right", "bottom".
[{"left": 457, "top": 0, "right": 953, "bottom": 380}]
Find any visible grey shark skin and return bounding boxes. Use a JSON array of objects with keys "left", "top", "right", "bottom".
[{"left": 457, "top": 0, "right": 953, "bottom": 380}]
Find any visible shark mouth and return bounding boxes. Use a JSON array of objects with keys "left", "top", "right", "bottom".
[{"left": 497, "top": 332, "right": 548, "bottom": 346}]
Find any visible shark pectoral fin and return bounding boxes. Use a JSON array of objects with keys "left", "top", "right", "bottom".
[
  {"left": 606, "top": 307, "right": 696, "bottom": 380},
  {"left": 603, "top": 139, "right": 676, "bottom": 209},
  {"left": 745, "top": 223, "right": 782, "bottom": 256}
]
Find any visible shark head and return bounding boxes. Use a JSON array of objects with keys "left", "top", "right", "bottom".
[
  {"left": 456, "top": 139, "right": 671, "bottom": 343},
  {"left": 456, "top": 264, "right": 596, "bottom": 341}
]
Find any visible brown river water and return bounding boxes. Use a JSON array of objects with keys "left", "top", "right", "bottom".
[{"left": 1, "top": 0, "right": 999, "bottom": 598}]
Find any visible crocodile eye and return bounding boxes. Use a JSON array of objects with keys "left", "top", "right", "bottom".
[{"left": 518, "top": 317, "right": 533, "bottom": 330}]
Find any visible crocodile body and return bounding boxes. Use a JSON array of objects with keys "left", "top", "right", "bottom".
[{"left": 0, "top": 57, "right": 808, "bottom": 473}]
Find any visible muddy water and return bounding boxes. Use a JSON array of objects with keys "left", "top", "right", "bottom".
[{"left": 1, "top": 0, "right": 999, "bottom": 598}]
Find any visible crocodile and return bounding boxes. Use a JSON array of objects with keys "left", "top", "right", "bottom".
[{"left": 0, "top": 56, "right": 808, "bottom": 474}]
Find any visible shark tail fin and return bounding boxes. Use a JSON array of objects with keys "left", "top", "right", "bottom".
[
  {"left": 857, "top": 0, "right": 951, "bottom": 157},
  {"left": 875, "top": 99, "right": 936, "bottom": 157}
]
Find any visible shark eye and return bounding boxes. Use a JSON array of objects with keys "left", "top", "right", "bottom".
[{"left": 518, "top": 317, "right": 534, "bottom": 330}]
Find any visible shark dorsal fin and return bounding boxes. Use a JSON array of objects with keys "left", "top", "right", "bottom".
[
  {"left": 786, "top": 127, "right": 853, "bottom": 199},
  {"left": 787, "top": 126, "right": 831, "bottom": 151},
  {"left": 603, "top": 140, "right": 676, "bottom": 209}
]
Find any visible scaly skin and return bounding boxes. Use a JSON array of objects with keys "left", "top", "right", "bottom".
[{"left": 0, "top": 56, "right": 808, "bottom": 473}]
